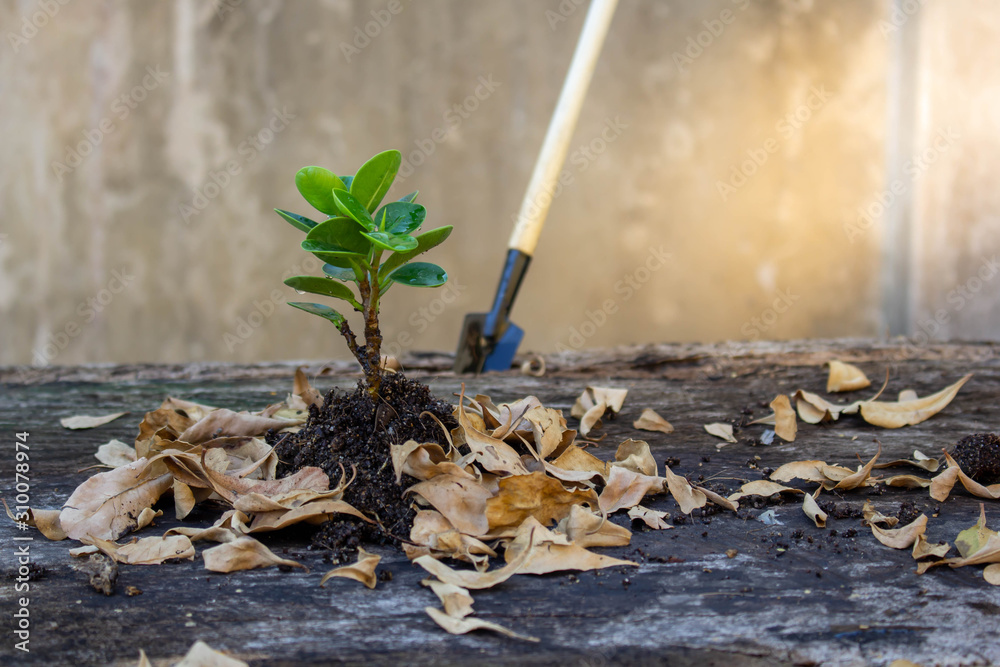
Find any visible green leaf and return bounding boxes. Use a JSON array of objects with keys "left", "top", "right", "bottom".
[
  {"left": 295, "top": 167, "right": 346, "bottom": 215},
  {"left": 284, "top": 276, "right": 361, "bottom": 308},
  {"left": 333, "top": 189, "right": 376, "bottom": 230},
  {"left": 379, "top": 226, "right": 454, "bottom": 280},
  {"left": 360, "top": 231, "right": 419, "bottom": 252},
  {"left": 375, "top": 202, "right": 426, "bottom": 234},
  {"left": 398, "top": 191, "right": 418, "bottom": 204},
  {"left": 274, "top": 209, "right": 318, "bottom": 233},
  {"left": 350, "top": 149, "right": 402, "bottom": 213},
  {"left": 388, "top": 262, "right": 447, "bottom": 287},
  {"left": 302, "top": 217, "right": 371, "bottom": 264},
  {"left": 323, "top": 263, "right": 358, "bottom": 282},
  {"left": 287, "top": 302, "right": 345, "bottom": 327}
]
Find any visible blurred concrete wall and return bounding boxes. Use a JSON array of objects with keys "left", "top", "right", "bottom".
[{"left": 0, "top": 0, "right": 996, "bottom": 367}]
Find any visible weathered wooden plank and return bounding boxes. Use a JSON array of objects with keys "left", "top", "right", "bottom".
[{"left": 1, "top": 341, "right": 998, "bottom": 666}]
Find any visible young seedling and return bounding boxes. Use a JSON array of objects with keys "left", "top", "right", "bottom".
[{"left": 276, "top": 149, "right": 452, "bottom": 398}]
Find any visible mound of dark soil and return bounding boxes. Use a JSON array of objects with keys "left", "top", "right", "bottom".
[
  {"left": 269, "top": 372, "right": 456, "bottom": 563},
  {"left": 950, "top": 433, "right": 1000, "bottom": 484}
]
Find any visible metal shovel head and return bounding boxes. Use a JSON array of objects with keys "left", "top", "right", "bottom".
[{"left": 453, "top": 312, "right": 524, "bottom": 374}]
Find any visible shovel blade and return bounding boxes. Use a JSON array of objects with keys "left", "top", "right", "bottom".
[{"left": 453, "top": 313, "right": 524, "bottom": 374}]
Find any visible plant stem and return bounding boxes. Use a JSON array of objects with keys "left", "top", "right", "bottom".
[{"left": 356, "top": 273, "right": 383, "bottom": 399}]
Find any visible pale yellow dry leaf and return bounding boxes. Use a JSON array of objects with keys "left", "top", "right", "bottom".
[
  {"left": 520, "top": 355, "right": 546, "bottom": 377},
  {"left": 613, "top": 439, "right": 658, "bottom": 477},
  {"left": 793, "top": 390, "right": 866, "bottom": 424},
  {"left": 833, "top": 446, "right": 881, "bottom": 490},
  {"left": 414, "top": 540, "right": 533, "bottom": 590},
  {"left": 202, "top": 536, "right": 305, "bottom": 573},
  {"left": 407, "top": 474, "right": 492, "bottom": 536},
  {"left": 391, "top": 440, "right": 472, "bottom": 484},
  {"left": 770, "top": 460, "right": 832, "bottom": 485},
  {"left": 572, "top": 386, "right": 628, "bottom": 418},
  {"left": 633, "top": 408, "right": 673, "bottom": 434},
  {"left": 90, "top": 534, "right": 195, "bottom": 565},
  {"left": 165, "top": 525, "right": 239, "bottom": 544},
  {"left": 319, "top": 547, "right": 380, "bottom": 589},
  {"left": 524, "top": 406, "right": 571, "bottom": 459},
  {"left": 95, "top": 439, "right": 137, "bottom": 468},
  {"left": 862, "top": 500, "right": 899, "bottom": 527},
  {"left": 770, "top": 395, "right": 797, "bottom": 442},
  {"left": 955, "top": 504, "right": 996, "bottom": 558},
  {"left": 456, "top": 389, "right": 530, "bottom": 476},
  {"left": 695, "top": 484, "right": 738, "bottom": 512},
  {"left": 424, "top": 606, "right": 538, "bottom": 642},
  {"left": 247, "top": 499, "right": 370, "bottom": 533},
  {"left": 628, "top": 505, "right": 672, "bottom": 530},
  {"left": 826, "top": 361, "right": 871, "bottom": 392},
  {"left": 550, "top": 445, "right": 609, "bottom": 478},
  {"left": 598, "top": 466, "right": 665, "bottom": 514},
  {"left": 422, "top": 579, "right": 475, "bottom": 618},
  {"left": 888, "top": 661, "right": 923, "bottom": 667},
  {"left": 485, "top": 471, "right": 599, "bottom": 535},
  {"left": 502, "top": 517, "right": 636, "bottom": 575},
  {"left": 727, "top": 480, "right": 804, "bottom": 503},
  {"left": 173, "top": 479, "right": 198, "bottom": 520},
  {"left": 704, "top": 422, "right": 737, "bottom": 444},
  {"left": 984, "top": 563, "right": 1000, "bottom": 585},
  {"left": 884, "top": 474, "right": 933, "bottom": 489},
  {"left": 930, "top": 452, "right": 1000, "bottom": 502},
  {"left": 199, "top": 462, "right": 331, "bottom": 506},
  {"left": 859, "top": 374, "right": 972, "bottom": 428},
  {"left": 898, "top": 389, "right": 918, "bottom": 402},
  {"left": 60, "top": 412, "right": 128, "bottom": 430},
  {"left": 912, "top": 534, "right": 950, "bottom": 560},
  {"left": 408, "top": 510, "right": 496, "bottom": 570},
  {"left": 292, "top": 367, "right": 324, "bottom": 408},
  {"left": 579, "top": 401, "right": 607, "bottom": 438},
  {"left": 59, "top": 458, "right": 172, "bottom": 541},
  {"left": 663, "top": 465, "right": 707, "bottom": 514},
  {"left": 175, "top": 640, "right": 249, "bottom": 667},
  {"left": 872, "top": 514, "right": 928, "bottom": 549},
  {"left": 3, "top": 501, "right": 67, "bottom": 540},
  {"left": 136, "top": 649, "right": 153, "bottom": 667},
  {"left": 555, "top": 505, "right": 632, "bottom": 548},
  {"left": 802, "top": 489, "right": 827, "bottom": 528},
  {"left": 178, "top": 409, "right": 305, "bottom": 444},
  {"left": 135, "top": 507, "right": 161, "bottom": 531},
  {"left": 873, "top": 450, "right": 940, "bottom": 473}
]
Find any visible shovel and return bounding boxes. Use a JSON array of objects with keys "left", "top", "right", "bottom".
[{"left": 453, "top": 0, "right": 619, "bottom": 373}]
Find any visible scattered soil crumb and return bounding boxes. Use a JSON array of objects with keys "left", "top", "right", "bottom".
[
  {"left": 271, "top": 372, "right": 456, "bottom": 563},
  {"left": 950, "top": 433, "right": 1000, "bottom": 484},
  {"left": 895, "top": 501, "right": 920, "bottom": 526}
]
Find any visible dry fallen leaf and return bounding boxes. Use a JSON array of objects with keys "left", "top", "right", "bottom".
[
  {"left": 912, "top": 534, "right": 951, "bottom": 561},
  {"left": 414, "top": 542, "right": 533, "bottom": 590},
  {"left": 984, "top": 563, "right": 1000, "bottom": 585},
  {"left": 833, "top": 446, "right": 881, "bottom": 490},
  {"left": 95, "top": 439, "right": 137, "bottom": 468},
  {"left": 174, "top": 640, "right": 249, "bottom": 667},
  {"left": 136, "top": 649, "right": 153, "bottom": 667},
  {"left": 862, "top": 500, "right": 899, "bottom": 527},
  {"left": 292, "top": 367, "right": 324, "bottom": 409},
  {"left": 633, "top": 408, "right": 673, "bottom": 434},
  {"left": 178, "top": 409, "right": 304, "bottom": 444},
  {"left": 456, "top": 389, "right": 530, "bottom": 476},
  {"left": 873, "top": 450, "right": 940, "bottom": 473},
  {"left": 613, "top": 439, "right": 658, "bottom": 477},
  {"left": 555, "top": 505, "right": 632, "bottom": 548},
  {"left": 628, "top": 505, "right": 672, "bottom": 530},
  {"left": 930, "top": 452, "right": 1000, "bottom": 502},
  {"left": 89, "top": 534, "right": 195, "bottom": 565},
  {"left": 422, "top": 579, "right": 475, "bottom": 618},
  {"left": 884, "top": 474, "right": 933, "bottom": 489},
  {"left": 578, "top": 401, "right": 607, "bottom": 438},
  {"left": 424, "top": 606, "right": 538, "bottom": 642},
  {"left": 486, "top": 471, "right": 599, "bottom": 535},
  {"left": 502, "top": 517, "right": 636, "bottom": 575},
  {"left": 202, "top": 536, "right": 305, "bottom": 573},
  {"left": 871, "top": 514, "right": 928, "bottom": 549},
  {"left": 727, "top": 480, "right": 804, "bottom": 503},
  {"left": 3, "top": 501, "right": 67, "bottom": 540},
  {"left": 704, "top": 423, "right": 737, "bottom": 444},
  {"left": 826, "top": 360, "right": 871, "bottom": 392},
  {"left": 407, "top": 474, "right": 492, "bottom": 536},
  {"left": 770, "top": 460, "right": 835, "bottom": 485},
  {"left": 770, "top": 395, "right": 797, "bottom": 442},
  {"left": 859, "top": 374, "right": 972, "bottom": 428},
  {"left": 319, "top": 547, "right": 380, "bottom": 589},
  {"left": 571, "top": 386, "right": 628, "bottom": 418},
  {"left": 599, "top": 466, "right": 665, "bottom": 514},
  {"left": 60, "top": 412, "right": 129, "bottom": 430},
  {"left": 802, "top": 489, "right": 828, "bottom": 528},
  {"left": 59, "top": 458, "right": 173, "bottom": 541}
]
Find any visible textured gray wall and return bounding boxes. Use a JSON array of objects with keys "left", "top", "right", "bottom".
[{"left": 0, "top": 0, "right": 994, "bottom": 368}]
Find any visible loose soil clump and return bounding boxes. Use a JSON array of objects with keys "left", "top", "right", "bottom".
[
  {"left": 950, "top": 433, "right": 1000, "bottom": 484},
  {"left": 270, "top": 372, "right": 456, "bottom": 562}
]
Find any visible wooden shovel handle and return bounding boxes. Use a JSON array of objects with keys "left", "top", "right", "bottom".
[{"left": 509, "top": 0, "right": 619, "bottom": 255}]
